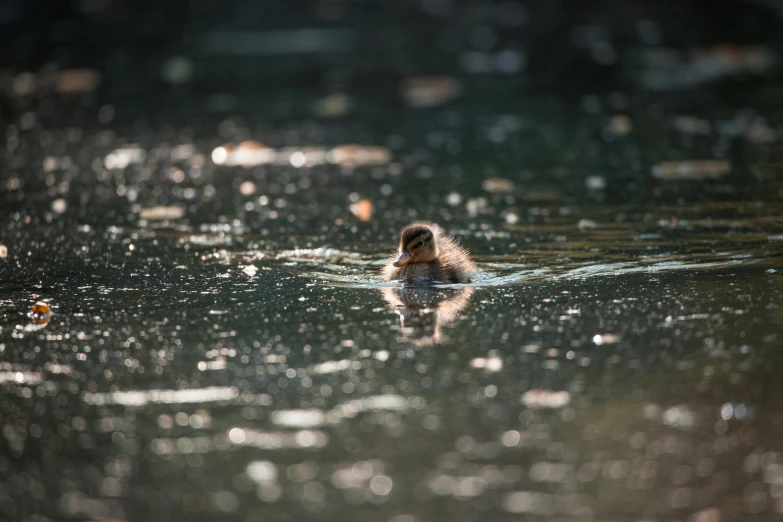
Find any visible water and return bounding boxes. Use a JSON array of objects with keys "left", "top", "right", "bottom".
[
  {"left": 3, "top": 2, "right": 783, "bottom": 521},
  {"left": 3, "top": 194, "right": 782, "bottom": 521}
]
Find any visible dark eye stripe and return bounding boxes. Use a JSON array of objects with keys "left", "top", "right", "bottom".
[{"left": 406, "top": 233, "right": 431, "bottom": 250}]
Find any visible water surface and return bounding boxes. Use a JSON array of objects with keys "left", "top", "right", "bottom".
[{"left": 2, "top": 2, "right": 783, "bottom": 521}]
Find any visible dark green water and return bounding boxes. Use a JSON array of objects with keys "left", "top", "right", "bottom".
[
  {"left": 2, "top": 163, "right": 783, "bottom": 521},
  {"left": 2, "top": 2, "right": 783, "bottom": 521}
]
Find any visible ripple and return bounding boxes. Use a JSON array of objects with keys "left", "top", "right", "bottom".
[{"left": 303, "top": 254, "right": 761, "bottom": 289}]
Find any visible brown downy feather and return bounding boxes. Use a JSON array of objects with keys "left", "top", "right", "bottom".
[{"left": 382, "top": 222, "right": 476, "bottom": 284}]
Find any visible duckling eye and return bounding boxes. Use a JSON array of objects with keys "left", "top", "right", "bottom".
[{"left": 416, "top": 240, "right": 425, "bottom": 247}]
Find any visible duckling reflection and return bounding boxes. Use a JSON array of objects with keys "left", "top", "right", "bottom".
[{"left": 381, "top": 286, "right": 473, "bottom": 345}]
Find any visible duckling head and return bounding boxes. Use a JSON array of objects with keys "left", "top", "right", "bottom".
[{"left": 393, "top": 224, "right": 439, "bottom": 267}]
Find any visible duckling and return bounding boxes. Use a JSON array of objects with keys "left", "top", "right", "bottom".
[{"left": 382, "top": 222, "right": 476, "bottom": 284}]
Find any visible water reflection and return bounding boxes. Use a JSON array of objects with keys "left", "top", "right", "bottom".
[{"left": 381, "top": 286, "right": 473, "bottom": 345}]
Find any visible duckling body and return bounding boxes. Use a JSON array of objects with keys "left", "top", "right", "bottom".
[{"left": 382, "top": 222, "right": 476, "bottom": 284}]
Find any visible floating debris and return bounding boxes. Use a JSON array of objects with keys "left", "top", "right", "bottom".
[
  {"left": 466, "top": 197, "right": 488, "bottom": 217},
  {"left": 521, "top": 389, "right": 571, "bottom": 409},
  {"left": 585, "top": 175, "right": 607, "bottom": 190},
  {"left": 9, "top": 68, "right": 101, "bottom": 96},
  {"left": 639, "top": 45, "right": 776, "bottom": 90},
  {"left": 282, "top": 147, "right": 328, "bottom": 168},
  {"left": 160, "top": 56, "right": 193, "bottom": 85},
  {"left": 593, "top": 333, "right": 621, "bottom": 345},
  {"left": 56, "top": 68, "right": 101, "bottom": 94},
  {"left": 140, "top": 206, "right": 185, "bottom": 221},
  {"left": 313, "top": 93, "right": 352, "bottom": 118},
  {"left": 239, "top": 180, "right": 256, "bottom": 196},
  {"left": 210, "top": 146, "right": 231, "bottom": 165},
  {"left": 652, "top": 160, "right": 731, "bottom": 180},
  {"left": 0, "top": 371, "right": 44, "bottom": 385},
  {"left": 104, "top": 145, "right": 146, "bottom": 169},
  {"left": 693, "top": 45, "right": 775, "bottom": 74},
  {"left": 227, "top": 427, "right": 329, "bottom": 449},
  {"left": 470, "top": 357, "right": 503, "bottom": 372},
  {"left": 30, "top": 301, "right": 53, "bottom": 325},
  {"left": 350, "top": 199, "right": 373, "bottom": 222},
  {"left": 577, "top": 219, "right": 600, "bottom": 230},
  {"left": 327, "top": 144, "right": 391, "bottom": 167},
  {"left": 51, "top": 198, "right": 67, "bottom": 214},
  {"left": 197, "top": 358, "right": 227, "bottom": 371},
  {"left": 212, "top": 140, "right": 275, "bottom": 168},
  {"left": 446, "top": 192, "right": 463, "bottom": 206},
  {"left": 609, "top": 114, "right": 633, "bottom": 135},
  {"left": 482, "top": 177, "right": 514, "bottom": 195},
  {"left": 210, "top": 142, "right": 389, "bottom": 168},
  {"left": 0, "top": 244, "right": 7, "bottom": 259},
  {"left": 400, "top": 76, "right": 461, "bottom": 107}
]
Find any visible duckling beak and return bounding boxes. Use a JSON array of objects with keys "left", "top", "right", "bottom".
[{"left": 393, "top": 250, "right": 412, "bottom": 267}]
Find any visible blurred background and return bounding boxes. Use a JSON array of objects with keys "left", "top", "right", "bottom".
[
  {"left": 2, "top": 0, "right": 783, "bottom": 231},
  {"left": 2, "top": 1, "right": 783, "bottom": 521}
]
